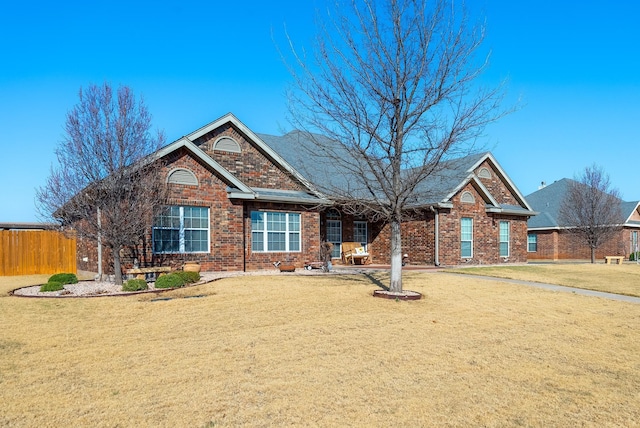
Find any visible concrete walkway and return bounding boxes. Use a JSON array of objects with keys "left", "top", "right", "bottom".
[{"left": 440, "top": 272, "right": 640, "bottom": 304}]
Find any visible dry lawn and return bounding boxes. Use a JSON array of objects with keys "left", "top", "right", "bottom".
[
  {"left": 1, "top": 270, "right": 639, "bottom": 427},
  {"left": 452, "top": 263, "right": 640, "bottom": 297}
]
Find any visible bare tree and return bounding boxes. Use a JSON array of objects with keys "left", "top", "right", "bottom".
[
  {"left": 559, "top": 165, "right": 624, "bottom": 263},
  {"left": 36, "top": 83, "right": 167, "bottom": 284},
  {"left": 284, "top": 0, "right": 508, "bottom": 293}
]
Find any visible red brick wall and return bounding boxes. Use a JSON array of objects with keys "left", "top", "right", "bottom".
[
  {"left": 193, "top": 123, "right": 304, "bottom": 191},
  {"left": 529, "top": 228, "right": 632, "bottom": 260},
  {"left": 366, "top": 182, "right": 530, "bottom": 266},
  {"left": 77, "top": 142, "right": 322, "bottom": 274},
  {"left": 475, "top": 161, "right": 519, "bottom": 206},
  {"left": 245, "top": 202, "right": 321, "bottom": 270}
]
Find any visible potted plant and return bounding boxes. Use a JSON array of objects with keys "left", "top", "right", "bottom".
[{"left": 183, "top": 260, "right": 201, "bottom": 273}]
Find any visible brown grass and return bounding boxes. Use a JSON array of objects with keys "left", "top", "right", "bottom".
[
  {"left": 1, "top": 269, "right": 639, "bottom": 427},
  {"left": 451, "top": 262, "right": 640, "bottom": 297}
]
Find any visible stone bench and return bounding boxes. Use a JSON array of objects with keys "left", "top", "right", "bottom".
[
  {"left": 604, "top": 256, "right": 624, "bottom": 265},
  {"left": 126, "top": 266, "right": 172, "bottom": 280}
]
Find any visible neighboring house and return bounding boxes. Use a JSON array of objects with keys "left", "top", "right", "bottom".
[
  {"left": 525, "top": 179, "right": 640, "bottom": 260},
  {"left": 76, "top": 113, "right": 537, "bottom": 272}
]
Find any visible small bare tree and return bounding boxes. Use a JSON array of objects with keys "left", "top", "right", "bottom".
[
  {"left": 36, "top": 83, "right": 167, "bottom": 284},
  {"left": 559, "top": 165, "right": 624, "bottom": 263},
  {"left": 284, "top": 0, "right": 508, "bottom": 293}
]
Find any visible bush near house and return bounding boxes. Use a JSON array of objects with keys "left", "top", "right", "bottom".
[
  {"left": 122, "top": 279, "right": 148, "bottom": 292},
  {"left": 154, "top": 273, "right": 185, "bottom": 289},
  {"left": 174, "top": 271, "right": 200, "bottom": 284},
  {"left": 48, "top": 273, "right": 78, "bottom": 285},
  {"left": 40, "top": 281, "right": 64, "bottom": 292}
]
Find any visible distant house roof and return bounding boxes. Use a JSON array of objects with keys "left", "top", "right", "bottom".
[{"left": 525, "top": 178, "right": 640, "bottom": 230}]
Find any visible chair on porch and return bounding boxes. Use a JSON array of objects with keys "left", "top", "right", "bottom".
[{"left": 341, "top": 242, "right": 370, "bottom": 265}]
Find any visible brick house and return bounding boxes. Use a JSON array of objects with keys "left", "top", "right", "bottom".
[
  {"left": 76, "top": 113, "right": 536, "bottom": 273},
  {"left": 525, "top": 178, "right": 640, "bottom": 260}
]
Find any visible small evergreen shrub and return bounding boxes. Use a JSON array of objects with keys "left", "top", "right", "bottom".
[
  {"left": 122, "top": 279, "right": 148, "bottom": 292},
  {"left": 630, "top": 252, "right": 640, "bottom": 261},
  {"left": 154, "top": 273, "right": 185, "bottom": 289},
  {"left": 175, "top": 271, "right": 201, "bottom": 284},
  {"left": 40, "top": 281, "right": 64, "bottom": 292},
  {"left": 48, "top": 273, "right": 78, "bottom": 285}
]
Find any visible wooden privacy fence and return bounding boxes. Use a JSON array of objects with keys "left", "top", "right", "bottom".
[{"left": 0, "top": 230, "right": 76, "bottom": 276}]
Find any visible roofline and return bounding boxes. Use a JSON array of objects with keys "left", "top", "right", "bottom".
[
  {"left": 153, "top": 136, "right": 254, "bottom": 195},
  {"left": 186, "top": 113, "right": 322, "bottom": 197},
  {"left": 624, "top": 201, "right": 640, "bottom": 223},
  {"left": 470, "top": 152, "right": 535, "bottom": 211},
  {"left": 487, "top": 207, "right": 538, "bottom": 216},
  {"left": 443, "top": 174, "right": 500, "bottom": 206},
  {"left": 0, "top": 222, "right": 57, "bottom": 230}
]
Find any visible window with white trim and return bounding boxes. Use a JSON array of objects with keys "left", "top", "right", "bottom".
[
  {"left": 461, "top": 217, "right": 473, "bottom": 258},
  {"left": 354, "top": 221, "right": 368, "bottom": 250},
  {"left": 500, "top": 221, "right": 510, "bottom": 257},
  {"left": 153, "top": 206, "right": 210, "bottom": 253},
  {"left": 528, "top": 233, "right": 537, "bottom": 252},
  {"left": 251, "top": 211, "right": 301, "bottom": 252}
]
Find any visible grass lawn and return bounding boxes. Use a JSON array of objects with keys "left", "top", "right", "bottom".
[
  {"left": 1, "top": 269, "right": 639, "bottom": 426},
  {"left": 449, "top": 262, "right": 640, "bottom": 297}
]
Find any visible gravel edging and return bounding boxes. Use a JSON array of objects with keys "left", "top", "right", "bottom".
[{"left": 10, "top": 267, "right": 368, "bottom": 298}]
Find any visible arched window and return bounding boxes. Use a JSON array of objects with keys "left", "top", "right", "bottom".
[
  {"left": 478, "top": 167, "right": 492, "bottom": 179},
  {"left": 167, "top": 168, "right": 198, "bottom": 186},
  {"left": 460, "top": 191, "right": 475, "bottom": 204},
  {"left": 213, "top": 136, "right": 241, "bottom": 153}
]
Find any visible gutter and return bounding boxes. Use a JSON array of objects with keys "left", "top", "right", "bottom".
[{"left": 430, "top": 206, "right": 440, "bottom": 266}]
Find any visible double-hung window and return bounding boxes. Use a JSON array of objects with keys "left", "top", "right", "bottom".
[
  {"left": 460, "top": 217, "right": 473, "bottom": 258},
  {"left": 251, "top": 211, "right": 301, "bottom": 252},
  {"left": 354, "top": 221, "right": 368, "bottom": 251},
  {"left": 153, "top": 206, "right": 210, "bottom": 253},
  {"left": 500, "top": 221, "right": 510, "bottom": 257},
  {"left": 326, "top": 210, "right": 342, "bottom": 258},
  {"left": 527, "top": 233, "right": 537, "bottom": 252}
]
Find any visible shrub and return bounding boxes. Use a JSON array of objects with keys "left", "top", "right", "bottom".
[
  {"left": 48, "top": 273, "right": 78, "bottom": 285},
  {"left": 175, "top": 271, "right": 201, "bottom": 284},
  {"left": 40, "top": 281, "right": 64, "bottom": 292},
  {"left": 630, "top": 252, "right": 640, "bottom": 261},
  {"left": 154, "top": 273, "right": 185, "bottom": 289},
  {"left": 122, "top": 279, "right": 148, "bottom": 292}
]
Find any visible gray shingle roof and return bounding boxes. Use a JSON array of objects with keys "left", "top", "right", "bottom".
[
  {"left": 525, "top": 178, "right": 640, "bottom": 229},
  {"left": 257, "top": 131, "right": 534, "bottom": 216},
  {"left": 258, "top": 130, "right": 492, "bottom": 204}
]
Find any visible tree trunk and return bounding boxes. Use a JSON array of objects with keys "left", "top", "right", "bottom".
[
  {"left": 113, "top": 246, "right": 123, "bottom": 285},
  {"left": 591, "top": 246, "right": 596, "bottom": 264},
  {"left": 389, "top": 217, "right": 403, "bottom": 293}
]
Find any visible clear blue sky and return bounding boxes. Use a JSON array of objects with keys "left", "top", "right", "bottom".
[{"left": 2, "top": 1, "right": 639, "bottom": 222}]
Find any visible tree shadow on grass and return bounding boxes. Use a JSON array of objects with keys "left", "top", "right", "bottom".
[
  {"left": 362, "top": 272, "right": 389, "bottom": 291},
  {"left": 322, "top": 272, "right": 389, "bottom": 290}
]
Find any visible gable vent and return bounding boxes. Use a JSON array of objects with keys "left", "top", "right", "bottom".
[
  {"left": 460, "top": 191, "right": 475, "bottom": 204},
  {"left": 167, "top": 168, "right": 198, "bottom": 186},
  {"left": 213, "top": 136, "right": 241, "bottom": 153},
  {"left": 478, "top": 167, "right": 492, "bottom": 179}
]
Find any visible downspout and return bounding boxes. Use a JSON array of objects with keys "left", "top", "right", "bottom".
[
  {"left": 242, "top": 201, "right": 247, "bottom": 272},
  {"left": 430, "top": 206, "right": 440, "bottom": 266}
]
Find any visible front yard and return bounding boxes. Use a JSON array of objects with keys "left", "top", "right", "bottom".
[{"left": 1, "top": 267, "right": 639, "bottom": 426}]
